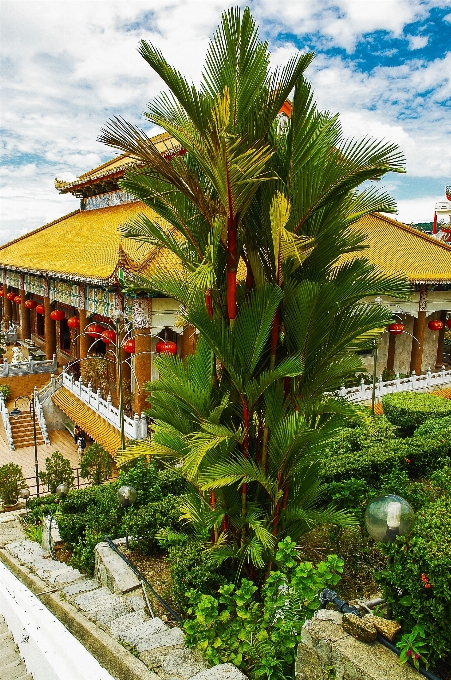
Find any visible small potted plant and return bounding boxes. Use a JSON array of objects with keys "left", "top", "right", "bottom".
[{"left": 0, "top": 462, "right": 27, "bottom": 510}]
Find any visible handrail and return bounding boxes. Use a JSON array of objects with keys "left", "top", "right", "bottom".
[
  {"left": 337, "top": 366, "right": 451, "bottom": 403},
  {"left": 104, "top": 534, "right": 182, "bottom": 623},
  {"left": 0, "top": 394, "right": 15, "bottom": 450}
]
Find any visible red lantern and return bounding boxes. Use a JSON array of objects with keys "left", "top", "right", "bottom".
[
  {"left": 388, "top": 323, "right": 404, "bottom": 335},
  {"left": 67, "top": 316, "right": 80, "bottom": 329},
  {"left": 0, "top": 289, "right": 4, "bottom": 296},
  {"left": 50, "top": 309, "right": 65, "bottom": 321},
  {"left": 86, "top": 323, "right": 104, "bottom": 337},
  {"left": 101, "top": 329, "right": 116, "bottom": 344},
  {"left": 25, "top": 299, "right": 37, "bottom": 309},
  {"left": 156, "top": 340, "right": 177, "bottom": 355},
  {"left": 122, "top": 338, "right": 135, "bottom": 353},
  {"left": 6, "top": 292, "right": 15, "bottom": 301},
  {"left": 428, "top": 320, "right": 444, "bottom": 331},
  {"left": 36, "top": 304, "right": 45, "bottom": 315},
  {"left": 13, "top": 295, "right": 21, "bottom": 304},
  {"left": 446, "top": 318, "right": 451, "bottom": 329}
]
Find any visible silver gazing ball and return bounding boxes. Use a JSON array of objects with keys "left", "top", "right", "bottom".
[
  {"left": 365, "top": 495, "right": 415, "bottom": 543},
  {"left": 20, "top": 488, "right": 30, "bottom": 500},
  {"left": 117, "top": 485, "right": 137, "bottom": 508},
  {"left": 56, "top": 483, "right": 69, "bottom": 499}
]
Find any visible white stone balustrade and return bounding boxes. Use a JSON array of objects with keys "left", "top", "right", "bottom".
[
  {"left": 0, "top": 354, "right": 57, "bottom": 377},
  {"left": 61, "top": 371, "right": 147, "bottom": 440},
  {"left": 0, "top": 394, "right": 14, "bottom": 450},
  {"left": 34, "top": 387, "right": 50, "bottom": 445},
  {"left": 337, "top": 366, "right": 451, "bottom": 402}
]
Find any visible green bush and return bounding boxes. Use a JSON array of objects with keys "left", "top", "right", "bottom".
[
  {"left": 320, "top": 435, "right": 448, "bottom": 485},
  {"left": 375, "top": 493, "right": 451, "bottom": 665},
  {"left": 118, "top": 459, "right": 162, "bottom": 505},
  {"left": 157, "top": 468, "right": 187, "bottom": 496},
  {"left": 414, "top": 415, "right": 451, "bottom": 457},
  {"left": 80, "top": 443, "right": 112, "bottom": 485},
  {"left": 39, "top": 450, "right": 75, "bottom": 493},
  {"left": 0, "top": 462, "right": 26, "bottom": 505},
  {"left": 184, "top": 538, "right": 344, "bottom": 680},
  {"left": 127, "top": 495, "right": 184, "bottom": 555},
  {"left": 0, "top": 384, "right": 11, "bottom": 401},
  {"left": 168, "top": 538, "right": 228, "bottom": 613},
  {"left": 382, "top": 392, "right": 451, "bottom": 433}
]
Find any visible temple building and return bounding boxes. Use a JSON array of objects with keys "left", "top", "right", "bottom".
[{"left": 1, "top": 132, "right": 451, "bottom": 450}]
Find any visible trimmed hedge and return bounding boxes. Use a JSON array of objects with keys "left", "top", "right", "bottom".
[
  {"left": 382, "top": 392, "right": 451, "bottom": 432},
  {"left": 319, "top": 435, "right": 449, "bottom": 485},
  {"left": 376, "top": 492, "right": 451, "bottom": 665}
]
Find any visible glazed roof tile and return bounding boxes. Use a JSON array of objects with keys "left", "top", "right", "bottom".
[
  {"left": 346, "top": 213, "right": 451, "bottom": 283},
  {"left": 1, "top": 205, "right": 450, "bottom": 285}
]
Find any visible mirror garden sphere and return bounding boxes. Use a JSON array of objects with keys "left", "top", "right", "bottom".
[
  {"left": 365, "top": 495, "right": 415, "bottom": 542},
  {"left": 117, "top": 485, "right": 137, "bottom": 508},
  {"left": 56, "top": 483, "right": 69, "bottom": 499}
]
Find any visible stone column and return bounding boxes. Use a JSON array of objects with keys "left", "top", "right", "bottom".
[
  {"left": 20, "top": 289, "right": 31, "bottom": 340},
  {"left": 435, "top": 310, "right": 447, "bottom": 368},
  {"left": 133, "top": 298, "right": 152, "bottom": 414},
  {"left": 410, "top": 287, "right": 427, "bottom": 375},
  {"left": 182, "top": 324, "right": 197, "bottom": 359},
  {"left": 44, "top": 296, "right": 56, "bottom": 360}
]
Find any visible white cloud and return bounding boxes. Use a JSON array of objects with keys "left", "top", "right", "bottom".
[
  {"left": 407, "top": 34, "right": 429, "bottom": 50},
  {"left": 395, "top": 195, "right": 444, "bottom": 224},
  {"left": 0, "top": 0, "right": 450, "bottom": 245}
]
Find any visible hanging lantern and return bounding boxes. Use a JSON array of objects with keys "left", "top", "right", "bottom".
[
  {"left": 36, "top": 304, "right": 45, "bottom": 315},
  {"left": 50, "top": 309, "right": 65, "bottom": 321},
  {"left": 446, "top": 318, "right": 451, "bottom": 329},
  {"left": 86, "top": 323, "right": 104, "bottom": 337},
  {"left": 0, "top": 289, "right": 4, "bottom": 296},
  {"left": 13, "top": 295, "right": 22, "bottom": 304},
  {"left": 388, "top": 323, "right": 404, "bottom": 335},
  {"left": 6, "top": 292, "right": 16, "bottom": 301},
  {"left": 428, "top": 320, "right": 443, "bottom": 331},
  {"left": 25, "top": 299, "right": 37, "bottom": 309},
  {"left": 67, "top": 316, "right": 80, "bottom": 329},
  {"left": 101, "top": 329, "right": 116, "bottom": 344},
  {"left": 156, "top": 340, "right": 177, "bottom": 355},
  {"left": 122, "top": 338, "right": 135, "bottom": 353}
]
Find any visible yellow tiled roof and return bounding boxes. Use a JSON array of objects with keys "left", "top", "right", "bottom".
[
  {"left": 52, "top": 387, "right": 122, "bottom": 454},
  {"left": 1, "top": 205, "right": 450, "bottom": 285},
  {"left": 55, "top": 132, "right": 182, "bottom": 193},
  {"left": 347, "top": 213, "right": 451, "bottom": 283},
  {"left": 0, "top": 203, "right": 174, "bottom": 282}
]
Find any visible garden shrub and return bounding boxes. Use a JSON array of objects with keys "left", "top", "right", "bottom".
[
  {"left": 376, "top": 493, "right": 451, "bottom": 665},
  {"left": 0, "top": 462, "right": 27, "bottom": 505},
  {"left": 80, "top": 443, "right": 112, "bottom": 485},
  {"left": 127, "top": 495, "right": 184, "bottom": 554},
  {"left": 320, "top": 435, "right": 448, "bottom": 485},
  {"left": 39, "top": 450, "right": 75, "bottom": 493},
  {"left": 118, "top": 459, "right": 162, "bottom": 504},
  {"left": 414, "top": 415, "right": 451, "bottom": 456},
  {"left": 382, "top": 392, "right": 451, "bottom": 433},
  {"left": 0, "top": 384, "right": 11, "bottom": 401},
  {"left": 168, "top": 538, "right": 227, "bottom": 613},
  {"left": 184, "top": 538, "right": 344, "bottom": 680},
  {"left": 157, "top": 468, "right": 187, "bottom": 496}
]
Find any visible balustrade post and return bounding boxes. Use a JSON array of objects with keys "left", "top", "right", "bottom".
[
  {"left": 78, "top": 376, "right": 83, "bottom": 398},
  {"left": 339, "top": 384, "right": 346, "bottom": 397},
  {"left": 411, "top": 370, "right": 416, "bottom": 390},
  {"left": 107, "top": 394, "right": 112, "bottom": 420},
  {"left": 140, "top": 412, "right": 147, "bottom": 439},
  {"left": 2, "top": 358, "right": 8, "bottom": 377},
  {"left": 96, "top": 388, "right": 101, "bottom": 410},
  {"left": 377, "top": 375, "right": 383, "bottom": 397},
  {"left": 395, "top": 372, "right": 401, "bottom": 391},
  {"left": 133, "top": 413, "right": 140, "bottom": 439},
  {"left": 87, "top": 382, "right": 92, "bottom": 404},
  {"left": 426, "top": 367, "right": 431, "bottom": 388},
  {"left": 442, "top": 366, "right": 446, "bottom": 385}
]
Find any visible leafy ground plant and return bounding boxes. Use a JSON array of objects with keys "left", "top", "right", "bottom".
[
  {"left": 184, "top": 538, "right": 343, "bottom": 680},
  {"left": 396, "top": 624, "right": 430, "bottom": 671},
  {"left": 39, "top": 450, "right": 75, "bottom": 493}
]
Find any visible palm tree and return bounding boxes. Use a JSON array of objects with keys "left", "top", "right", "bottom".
[{"left": 99, "top": 7, "right": 410, "bottom": 574}]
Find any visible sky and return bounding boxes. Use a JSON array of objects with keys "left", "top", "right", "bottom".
[{"left": 1, "top": 0, "right": 450, "bottom": 245}]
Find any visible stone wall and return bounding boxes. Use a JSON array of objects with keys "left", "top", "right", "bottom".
[{"left": 296, "top": 609, "right": 421, "bottom": 680}]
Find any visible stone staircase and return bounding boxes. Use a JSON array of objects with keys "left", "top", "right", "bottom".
[
  {"left": 1, "top": 525, "right": 245, "bottom": 680},
  {"left": 8, "top": 412, "right": 44, "bottom": 449}
]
